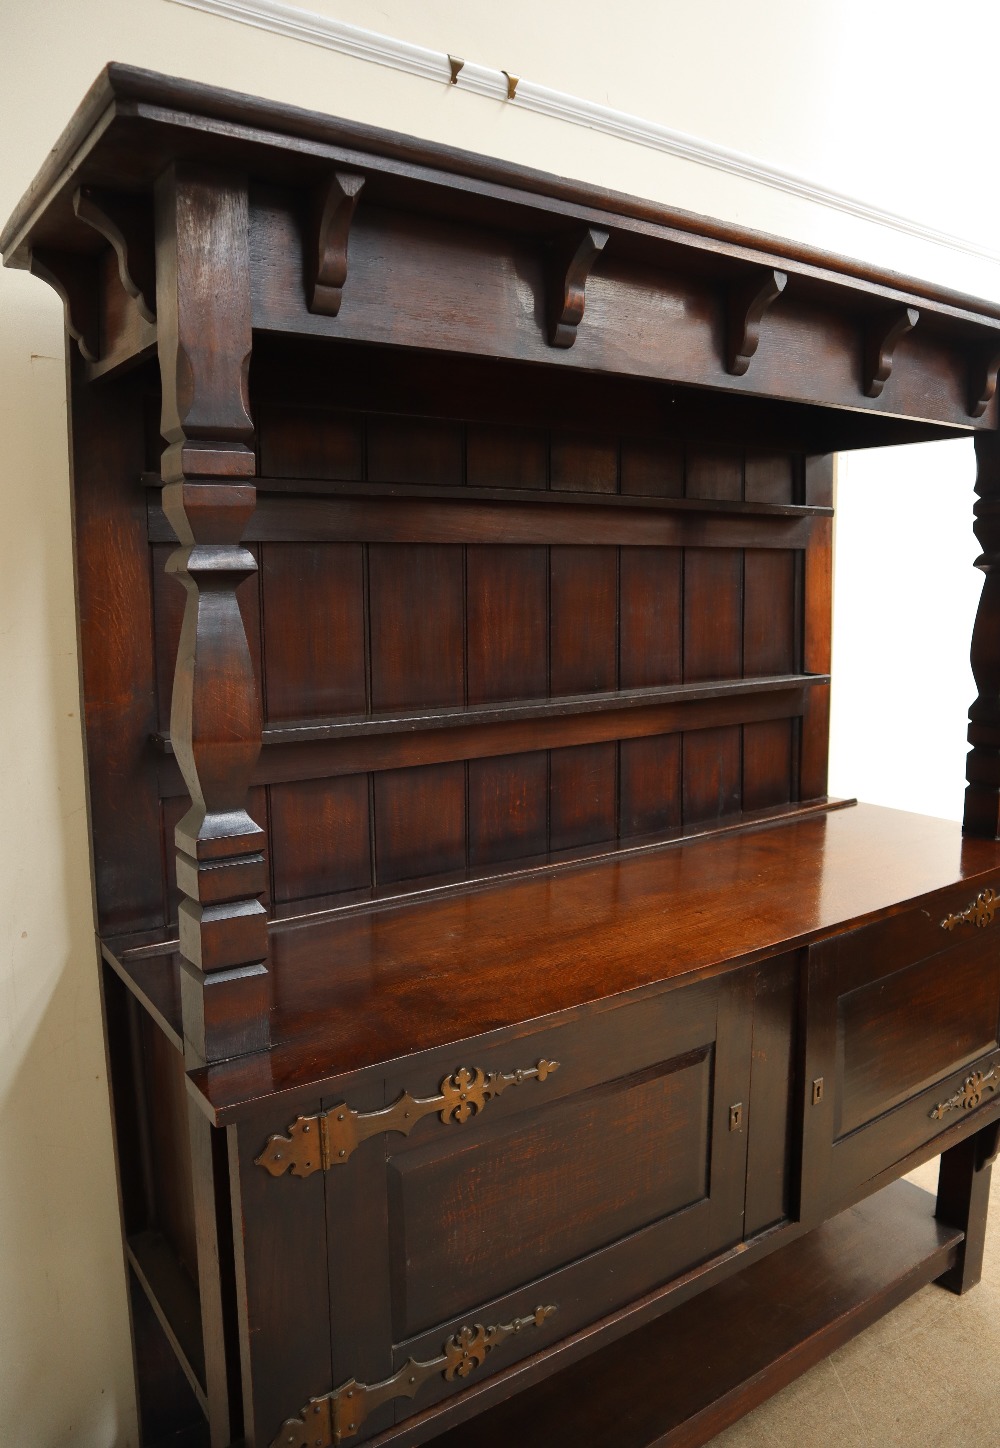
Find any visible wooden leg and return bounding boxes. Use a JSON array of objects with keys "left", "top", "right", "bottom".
[{"left": 934, "top": 1120, "right": 1000, "bottom": 1294}]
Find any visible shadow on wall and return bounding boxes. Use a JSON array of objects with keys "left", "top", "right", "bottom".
[{"left": 0, "top": 297, "right": 138, "bottom": 1447}]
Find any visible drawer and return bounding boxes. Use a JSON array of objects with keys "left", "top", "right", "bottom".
[
  {"left": 236, "top": 969, "right": 756, "bottom": 1448},
  {"left": 800, "top": 879, "right": 1000, "bottom": 1220}
]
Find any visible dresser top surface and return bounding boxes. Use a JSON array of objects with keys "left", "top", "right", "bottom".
[{"left": 108, "top": 802, "right": 1000, "bottom": 1120}]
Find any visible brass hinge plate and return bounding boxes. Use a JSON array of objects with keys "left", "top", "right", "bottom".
[
  {"left": 256, "top": 1058, "right": 560, "bottom": 1176},
  {"left": 272, "top": 1305, "right": 557, "bottom": 1446}
]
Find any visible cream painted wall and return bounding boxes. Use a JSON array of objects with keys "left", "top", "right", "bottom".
[{"left": 1, "top": 4, "right": 998, "bottom": 1445}]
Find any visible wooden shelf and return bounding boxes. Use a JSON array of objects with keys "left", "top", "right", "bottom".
[
  {"left": 418, "top": 1180, "right": 961, "bottom": 1448},
  {"left": 102, "top": 804, "right": 1000, "bottom": 1122},
  {"left": 142, "top": 471, "right": 833, "bottom": 519},
  {"left": 126, "top": 1231, "right": 206, "bottom": 1415},
  {"left": 151, "top": 675, "right": 829, "bottom": 754}
]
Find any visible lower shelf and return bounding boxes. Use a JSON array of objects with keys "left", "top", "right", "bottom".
[{"left": 421, "top": 1179, "right": 961, "bottom": 1448}]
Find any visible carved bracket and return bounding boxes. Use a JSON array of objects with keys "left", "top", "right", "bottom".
[
  {"left": 257, "top": 1058, "right": 560, "bottom": 1176},
  {"left": 969, "top": 343, "right": 1000, "bottom": 419},
  {"left": 28, "top": 248, "right": 100, "bottom": 362},
  {"left": 73, "top": 186, "right": 156, "bottom": 322},
  {"left": 307, "top": 169, "right": 365, "bottom": 317},
  {"left": 863, "top": 305, "right": 918, "bottom": 398},
  {"left": 726, "top": 268, "right": 787, "bottom": 375},
  {"left": 547, "top": 225, "right": 609, "bottom": 348},
  {"left": 941, "top": 887, "right": 998, "bottom": 931},
  {"left": 272, "top": 1305, "right": 556, "bottom": 1447},
  {"left": 930, "top": 1063, "right": 1000, "bottom": 1120}
]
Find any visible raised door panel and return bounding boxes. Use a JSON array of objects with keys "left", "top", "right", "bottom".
[
  {"left": 245, "top": 970, "right": 754, "bottom": 1445},
  {"left": 800, "top": 878, "right": 1000, "bottom": 1222}
]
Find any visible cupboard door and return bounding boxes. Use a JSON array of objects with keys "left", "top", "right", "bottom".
[
  {"left": 800, "top": 878, "right": 1000, "bottom": 1223},
  {"left": 247, "top": 971, "right": 754, "bottom": 1446}
]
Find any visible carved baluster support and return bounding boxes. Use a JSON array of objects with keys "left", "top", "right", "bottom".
[
  {"left": 964, "top": 433, "right": 1000, "bottom": 839},
  {"left": 155, "top": 164, "right": 270, "bottom": 1062}
]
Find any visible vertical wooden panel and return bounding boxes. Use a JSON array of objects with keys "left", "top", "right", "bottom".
[
  {"left": 369, "top": 544, "right": 465, "bottom": 711},
  {"left": 744, "top": 452, "right": 796, "bottom": 504},
  {"left": 620, "top": 438, "right": 683, "bottom": 497},
  {"left": 743, "top": 719, "right": 794, "bottom": 811},
  {"left": 367, "top": 415, "right": 463, "bottom": 485},
  {"left": 262, "top": 543, "right": 365, "bottom": 720},
  {"left": 686, "top": 448, "right": 743, "bottom": 501},
  {"left": 744, "top": 954, "right": 799, "bottom": 1236},
  {"left": 620, "top": 549, "right": 683, "bottom": 689},
  {"left": 550, "top": 743, "right": 617, "bottom": 852},
  {"left": 550, "top": 546, "right": 618, "bottom": 695},
  {"left": 467, "top": 424, "right": 546, "bottom": 488},
  {"left": 744, "top": 550, "right": 797, "bottom": 677},
  {"left": 804, "top": 453, "right": 835, "bottom": 507},
  {"left": 619, "top": 735, "right": 682, "bottom": 838},
  {"left": 684, "top": 549, "right": 742, "bottom": 681},
  {"left": 257, "top": 404, "right": 363, "bottom": 479},
  {"left": 801, "top": 516, "right": 833, "bottom": 799},
  {"left": 375, "top": 763, "right": 466, "bottom": 883},
  {"left": 467, "top": 546, "right": 548, "bottom": 704},
  {"left": 231, "top": 1116, "right": 333, "bottom": 1448},
  {"left": 683, "top": 727, "right": 742, "bottom": 823},
  {"left": 469, "top": 752, "right": 548, "bottom": 866},
  {"left": 551, "top": 432, "right": 618, "bottom": 493},
  {"left": 269, "top": 774, "right": 370, "bottom": 903}
]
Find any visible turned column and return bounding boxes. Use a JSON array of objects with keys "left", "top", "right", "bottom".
[
  {"left": 965, "top": 432, "right": 1000, "bottom": 838},
  {"left": 156, "top": 164, "right": 270, "bottom": 1062}
]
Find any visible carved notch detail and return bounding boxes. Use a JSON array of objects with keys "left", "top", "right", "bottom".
[
  {"left": 863, "top": 306, "right": 918, "bottom": 398},
  {"left": 308, "top": 169, "right": 365, "bottom": 317},
  {"left": 547, "top": 225, "right": 609, "bottom": 348},
  {"left": 726, "top": 268, "right": 787, "bottom": 375},
  {"left": 272, "top": 1306, "right": 557, "bottom": 1446},
  {"left": 256, "top": 1058, "right": 560, "bottom": 1176},
  {"left": 969, "top": 344, "right": 1000, "bottom": 419},
  {"left": 73, "top": 186, "right": 157, "bottom": 322}
]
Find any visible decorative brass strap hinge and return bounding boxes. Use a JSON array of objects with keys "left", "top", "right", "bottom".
[
  {"left": 257, "top": 1058, "right": 559, "bottom": 1176},
  {"left": 272, "top": 1305, "right": 557, "bottom": 1447},
  {"left": 941, "top": 888, "right": 998, "bottom": 931},
  {"left": 930, "top": 1064, "right": 1000, "bottom": 1120}
]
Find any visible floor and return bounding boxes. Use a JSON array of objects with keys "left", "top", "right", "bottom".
[{"left": 711, "top": 1159, "right": 1000, "bottom": 1447}]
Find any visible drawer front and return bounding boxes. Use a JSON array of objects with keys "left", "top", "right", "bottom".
[
  {"left": 801, "top": 881, "right": 1000, "bottom": 1221},
  {"left": 242, "top": 969, "right": 755, "bottom": 1447}
]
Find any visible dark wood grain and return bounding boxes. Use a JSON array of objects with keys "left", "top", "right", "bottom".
[
  {"left": 422, "top": 1182, "right": 960, "bottom": 1448},
  {"left": 15, "top": 67, "right": 1000, "bottom": 1448}
]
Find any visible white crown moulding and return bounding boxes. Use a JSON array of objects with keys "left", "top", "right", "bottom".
[{"left": 168, "top": 0, "right": 1000, "bottom": 268}]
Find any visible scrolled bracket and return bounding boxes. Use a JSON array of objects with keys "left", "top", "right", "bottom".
[
  {"left": 256, "top": 1058, "right": 560, "bottom": 1176},
  {"left": 28, "top": 247, "right": 100, "bottom": 362},
  {"left": 726, "top": 267, "right": 787, "bottom": 375},
  {"left": 307, "top": 169, "right": 365, "bottom": 317},
  {"left": 73, "top": 185, "right": 156, "bottom": 322},
  {"left": 968, "top": 343, "right": 1000, "bottom": 419},
  {"left": 547, "top": 225, "right": 609, "bottom": 348},
  {"left": 272, "top": 1306, "right": 557, "bottom": 1446},
  {"left": 940, "top": 887, "right": 998, "bottom": 931},
  {"left": 863, "top": 305, "right": 919, "bottom": 398}
]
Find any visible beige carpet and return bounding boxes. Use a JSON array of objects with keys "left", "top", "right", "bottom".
[{"left": 711, "top": 1158, "right": 1000, "bottom": 1447}]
